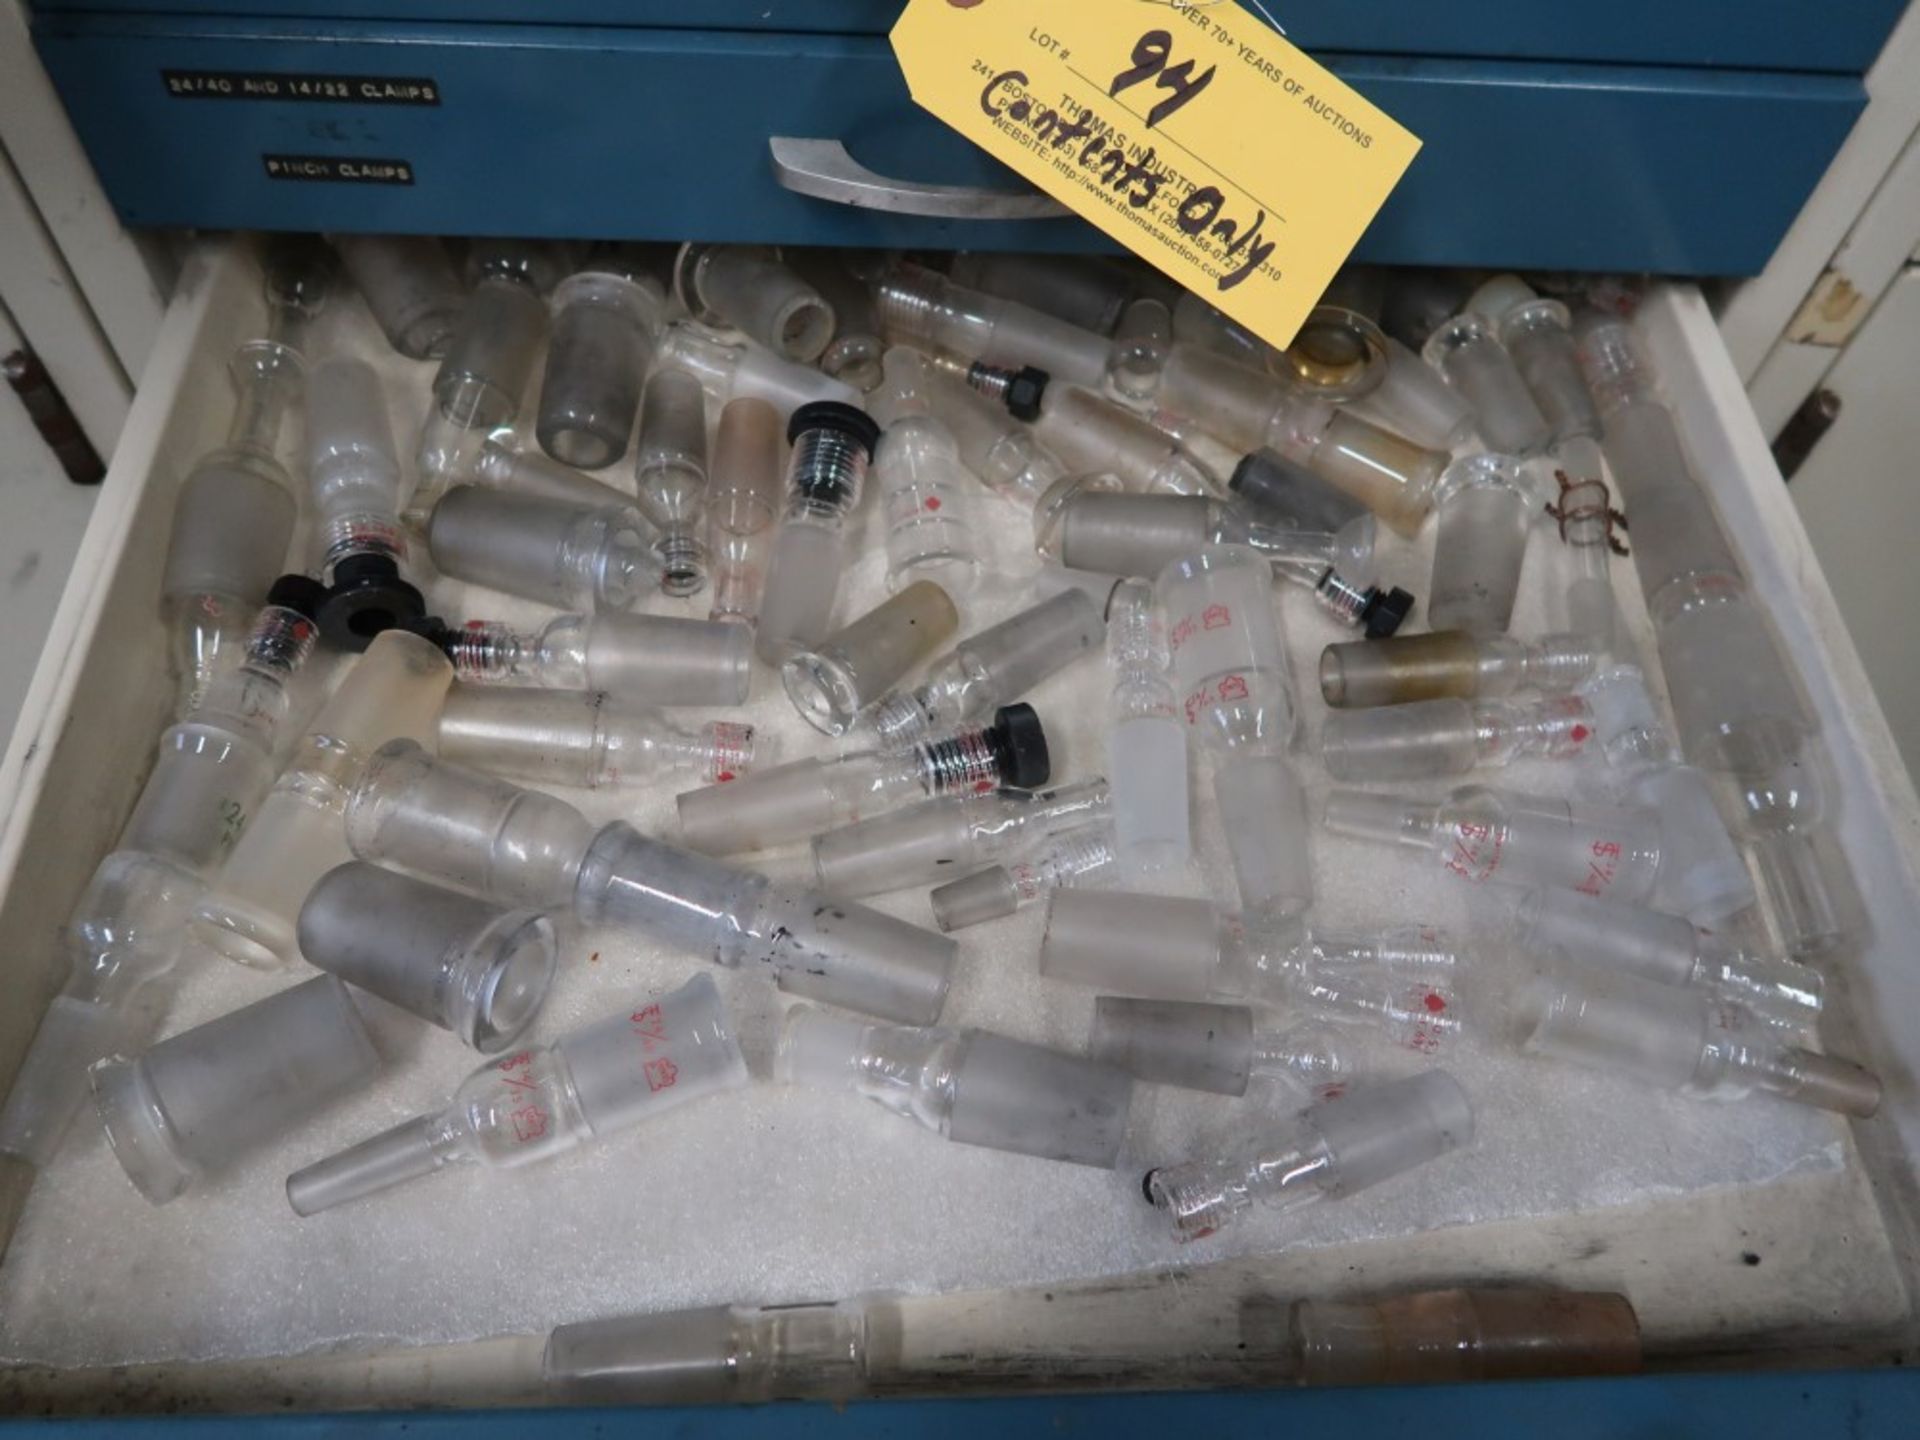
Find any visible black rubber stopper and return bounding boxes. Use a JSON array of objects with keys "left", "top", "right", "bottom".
[
  {"left": 787, "top": 400, "right": 881, "bottom": 460},
  {"left": 1003, "top": 366, "right": 1050, "bottom": 422},
  {"left": 265, "top": 573, "right": 328, "bottom": 620},
  {"left": 318, "top": 554, "right": 427, "bottom": 652},
  {"left": 1361, "top": 586, "right": 1416, "bottom": 640},
  {"left": 987, "top": 702, "right": 1050, "bottom": 789}
]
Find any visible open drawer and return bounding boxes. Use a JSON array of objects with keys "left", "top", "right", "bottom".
[{"left": 1, "top": 237, "right": 1918, "bottom": 1411}]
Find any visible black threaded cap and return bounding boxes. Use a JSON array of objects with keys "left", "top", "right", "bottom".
[
  {"left": 266, "top": 573, "right": 328, "bottom": 620},
  {"left": 987, "top": 703, "right": 1050, "bottom": 789},
  {"left": 1004, "top": 366, "right": 1050, "bottom": 422},
  {"left": 1362, "top": 586, "right": 1416, "bottom": 639},
  {"left": 788, "top": 400, "right": 881, "bottom": 460},
  {"left": 319, "top": 554, "right": 427, "bottom": 652}
]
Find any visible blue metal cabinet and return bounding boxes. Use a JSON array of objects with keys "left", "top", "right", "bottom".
[
  {"left": 29, "top": 14, "right": 1867, "bottom": 273},
  {"left": 25, "top": 0, "right": 1911, "bottom": 72}
]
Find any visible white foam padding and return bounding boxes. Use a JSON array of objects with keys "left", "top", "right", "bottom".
[{"left": 0, "top": 292, "right": 1843, "bottom": 1367}]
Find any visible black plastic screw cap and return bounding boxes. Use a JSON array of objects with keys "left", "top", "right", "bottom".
[
  {"left": 318, "top": 554, "right": 427, "bottom": 653},
  {"left": 1362, "top": 586, "right": 1416, "bottom": 640},
  {"left": 265, "top": 573, "right": 328, "bottom": 620},
  {"left": 787, "top": 400, "right": 881, "bottom": 460},
  {"left": 1003, "top": 366, "right": 1051, "bottom": 422},
  {"left": 987, "top": 702, "right": 1051, "bottom": 789}
]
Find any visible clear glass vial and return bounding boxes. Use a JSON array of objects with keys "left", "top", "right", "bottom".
[
  {"left": 1102, "top": 578, "right": 1190, "bottom": 878},
  {"left": 1544, "top": 473, "right": 1621, "bottom": 654},
  {"left": 1144, "top": 1071, "right": 1474, "bottom": 1242},
  {"left": 438, "top": 686, "right": 756, "bottom": 790},
  {"left": 1104, "top": 296, "right": 1173, "bottom": 405},
  {"left": 632, "top": 367, "right": 712, "bottom": 596},
  {"left": 869, "top": 347, "right": 986, "bottom": 596},
  {"left": 811, "top": 779, "right": 1110, "bottom": 898},
  {"left": 777, "top": 1007, "right": 1134, "bottom": 1168},
  {"left": 782, "top": 582, "right": 961, "bottom": 737},
  {"left": 426, "top": 486, "right": 654, "bottom": 612},
  {"left": 786, "top": 249, "right": 887, "bottom": 392},
  {"left": 305, "top": 355, "right": 426, "bottom": 648},
  {"left": 862, "top": 588, "right": 1106, "bottom": 746},
  {"left": 1088, "top": 996, "right": 1348, "bottom": 1098},
  {"left": 677, "top": 704, "right": 1051, "bottom": 856},
  {"left": 160, "top": 249, "right": 322, "bottom": 713},
  {"left": 348, "top": 741, "right": 958, "bottom": 1024},
  {"left": 1289, "top": 1288, "right": 1642, "bottom": 1386},
  {"left": 1502, "top": 887, "right": 1820, "bottom": 1030},
  {"left": 1473, "top": 275, "right": 1603, "bottom": 473},
  {"left": 705, "top": 396, "right": 787, "bottom": 626},
  {"left": 756, "top": 401, "right": 883, "bottom": 664},
  {"left": 1024, "top": 381, "right": 1218, "bottom": 498},
  {"left": 675, "top": 244, "right": 835, "bottom": 362},
  {"left": 297, "top": 861, "right": 557, "bottom": 1051},
  {"left": 1320, "top": 694, "right": 1595, "bottom": 781},
  {"left": 433, "top": 609, "right": 752, "bottom": 708},
  {"left": 947, "top": 251, "right": 1134, "bottom": 336},
  {"left": 1422, "top": 308, "right": 1552, "bottom": 456},
  {"left": 1227, "top": 447, "right": 1373, "bottom": 539},
  {"left": 328, "top": 232, "right": 463, "bottom": 361},
  {"left": 537, "top": 261, "right": 667, "bottom": 471},
  {"left": 287, "top": 973, "right": 747, "bottom": 1215},
  {"left": 1160, "top": 546, "right": 1312, "bottom": 919},
  {"left": 0, "top": 579, "right": 323, "bottom": 1171},
  {"left": 929, "top": 820, "right": 1117, "bottom": 931},
  {"left": 1059, "top": 492, "right": 1408, "bottom": 636},
  {"left": 190, "top": 629, "right": 454, "bottom": 969},
  {"left": 1157, "top": 343, "right": 1446, "bottom": 536},
  {"left": 1428, "top": 453, "right": 1539, "bottom": 636},
  {"left": 1319, "top": 630, "right": 1600, "bottom": 708},
  {"left": 91, "top": 975, "right": 401, "bottom": 1206},
  {"left": 1350, "top": 335, "right": 1477, "bottom": 452},
  {"left": 1513, "top": 957, "right": 1879, "bottom": 1115},
  {"left": 874, "top": 261, "right": 1111, "bottom": 388},
  {"left": 1323, "top": 783, "right": 1662, "bottom": 902},
  {"left": 656, "top": 319, "right": 859, "bottom": 414},
  {"left": 1041, "top": 893, "right": 1463, "bottom": 1056},
  {"left": 925, "top": 368, "right": 1066, "bottom": 510},
  {"left": 469, "top": 437, "right": 640, "bottom": 513},
  {"left": 545, "top": 1295, "right": 904, "bottom": 1406}
]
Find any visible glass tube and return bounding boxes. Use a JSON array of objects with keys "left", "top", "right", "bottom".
[
  {"left": 1319, "top": 631, "right": 1600, "bottom": 708},
  {"left": 756, "top": 401, "right": 882, "bottom": 663},
  {"left": 426, "top": 487, "right": 654, "bottom": 612},
  {"left": 777, "top": 1008, "right": 1133, "bottom": 1168},
  {"left": 863, "top": 588, "right": 1107, "bottom": 746},
  {"left": 869, "top": 347, "right": 985, "bottom": 596},
  {"left": 434, "top": 610, "right": 752, "bottom": 707},
  {"left": 1028, "top": 383, "right": 1219, "bottom": 497},
  {"left": 704, "top": 396, "right": 787, "bottom": 627},
  {"left": 438, "top": 687, "right": 757, "bottom": 790},
  {"left": 656, "top": 320, "right": 860, "bottom": 414},
  {"left": 675, "top": 244, "right": 835, "bottom": 362},
  {"left": 1088, "top": 996, "right": 1348, "bottom": 1098},
  {"left": 926, "top": 369, "right": 1067, "bottom": 512},
  {"left": 1350, "top": 336, "right": 1477, "bottom": 452},
  {"left": 1103, "top": 578, "right": 1190, "bottom": 877},
  {"left": 677, "top": 704, "right": 1050, "bottom": 856},
  {"left": 782, "top": 582, "right": 961, "bottom": 737},
  {"left": 1143, "top": 1072, "right": 1473, "bottom": 1242},
  {"left": 470, "top": 438, "right": 639, "bottom": 512},
  {"left": 328, "top": 232, "right": 463, "bottom": 361},
  {"left": 1422, "top": 310, "right": 1551, "bottom": 456},
  {"left": 948, "top": 252, "right": 1134, "bottom": 335},
  {"left": 874, "top": 261, "right": 1111, "bottom": 388},
  {"left": 1428, "top": 453, "right": 1539, "bottom": 636},
  {"left": 787, "top": 249, "right": 887, "bottom": 392},
  {"left": 1320, "top": 695, "right": 1596, "bottom": 781},
  {"left": 286, "top": 973, "right": 747, "bottom": 1215},
  {"left": 1160, "top": 546, "right": 1311, "bottom": 919},
  {"left": 929, "top": 820, "right": 1118, "bottom": 932},
  {"left": 1544, "top": 473, "right": 1622, "bottom": 655},
  {"left": 1478, "top": 275, "right": 1602, "bottom": 472},
  {"left": 1323, "top": 783, "right": 1662, "bottom": 902},
  {"left": 631, "top": 367, "right": 712, "bottom": 596},
  {"left": 536, "top": 264, "right": 667, "bottom": 471}
]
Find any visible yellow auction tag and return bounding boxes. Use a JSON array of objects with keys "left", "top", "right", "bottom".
[{"left": 891, "top": 0, "right": 1420, "bottom": 349}]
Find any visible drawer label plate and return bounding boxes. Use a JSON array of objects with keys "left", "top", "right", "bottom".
[
  {"left": 163, "top": 70, "right": 441, "bottom": 105},
  {"left": 262, "top": 154, "right": 415, "bottom": 185},
  {"left": 892, "top": 0, "right": 1418, "bottom": 349}
]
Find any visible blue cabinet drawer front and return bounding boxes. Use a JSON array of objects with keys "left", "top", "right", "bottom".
[
  {"left": 25, "top": 0, "right": 1908, "bottom": 74},
  {"left": 32, "top": 18, "right": 1864, "bottom": 274}
]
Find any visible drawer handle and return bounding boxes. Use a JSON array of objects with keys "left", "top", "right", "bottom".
[{"left": 768, "top": 137, "right": 1071, "bottom": 221}]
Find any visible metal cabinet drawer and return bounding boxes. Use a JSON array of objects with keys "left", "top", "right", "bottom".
[
  {"left": 1, "top": 237, "right": 1917, "bottom": 1408},
  {"left": 25, "top": 0, "right": 1910, "bottom": 73},
  {"left": 31, "top": 15, "right": 1867, "bottom": 272}
]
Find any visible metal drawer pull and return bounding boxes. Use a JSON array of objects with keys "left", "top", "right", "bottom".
[{"left": 768, "top": 137, "right": 1070, "bottom": 220}]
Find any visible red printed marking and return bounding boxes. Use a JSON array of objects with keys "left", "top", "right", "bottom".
[
  {"left": 974, "top": 778, "right": 995, "bottom": 793},
  {"left": 1201, "top": 604, "right": 1231, "bottom": 630},
  {"left": 644, "top": 1058, "right": 679, "bottom": 1092},
  {"left": 498, "top": 1051, "right": 533, "bottom": 1072},
  {"left": 924, "top": 496, "right": 942, "bottom": 511},
  {"left": 631, "top": 1004, "right": 667, "bottom": 1052},
  {"left": 499, "top": 1072, "right": 539, "bottom": 1093},
  {"left": 509, "top": 1103, "right": 549, "bottom": 1143},
  {"left": 1424, "top": 991, "right": 1448, "bottom": 1013},
  {"left": 1570, "top": 724, "right": 1590, "bottom": 743},
  {"left": 1216, "top": 674, "right": 1249, "bottom": 702},
  {"left": 715, "top": 771, "right": 736, "bottom": 784},
  {"left": 1168, "top": 617, "right": 1197, "bottom": 651}
]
